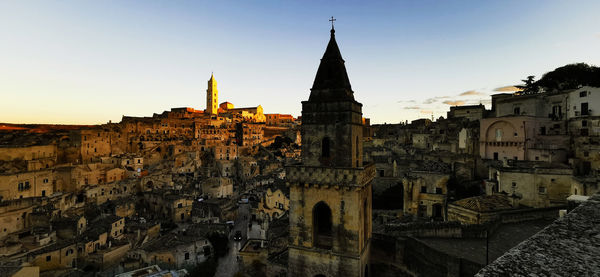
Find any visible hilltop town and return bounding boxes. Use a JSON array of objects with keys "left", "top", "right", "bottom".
[{"left": 1, "top": 32, "right": 599, "bottom": 277}]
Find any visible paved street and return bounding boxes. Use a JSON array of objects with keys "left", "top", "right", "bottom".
[
  {"left": 214, "top": 202, "right": 265, "bottom": 277},
  {"left": 214, "top": 239, "right": 242, "bottom": 277}
]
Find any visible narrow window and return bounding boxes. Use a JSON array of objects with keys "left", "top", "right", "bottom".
[{"left": 321, "top": 137, "right": 331, "bottom": 158}]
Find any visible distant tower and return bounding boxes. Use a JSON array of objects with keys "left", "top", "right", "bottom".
[
  {"left": 206, "top": 74, "right": 218, "bottom": 115},
  {"left": 286, "top": 20, "right": 374, "bottom": 277}
]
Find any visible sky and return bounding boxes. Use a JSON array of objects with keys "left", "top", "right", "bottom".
[{"left": 1, "top": 0, "right": 599, "bottom": 125}]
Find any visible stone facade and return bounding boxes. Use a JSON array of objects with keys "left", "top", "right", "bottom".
[
  {"left": 287, "top": 27, "right": 373, "bottom": 277},
  {"left": 487, "top": 162, "right": 573, "bottom": 208},
  {"left": 206, "top": 74, "right": 218, "bottom": 115},
  {"left": 403, "top": 171, "right": 449, "bottom": 220}
]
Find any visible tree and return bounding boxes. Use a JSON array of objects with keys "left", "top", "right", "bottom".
[
  {"left": 516, "top": 75, "right": 539, "bottom": 94},
  {"left": 515, "top": 63, "right": 600, "bottom": 94}
]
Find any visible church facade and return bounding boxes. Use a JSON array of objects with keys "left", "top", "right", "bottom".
[{"left": 286, "top": 25, "right": 375, "bottom": 277}]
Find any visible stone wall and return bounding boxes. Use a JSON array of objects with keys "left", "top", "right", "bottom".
[{"left": 403, "top": 237, "right": 483, "bottom": 277}]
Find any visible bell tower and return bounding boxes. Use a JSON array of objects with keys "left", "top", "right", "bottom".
[
  {"left": 286, "top": 21, "right": 374, "bottom": 277},
  {"left": 206, "top": 74, "right": 218, "bottom": 115}
]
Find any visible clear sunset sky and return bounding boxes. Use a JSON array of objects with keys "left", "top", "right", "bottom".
[{"left": 1, "top": 0, "right": 599, "bottom": 124}]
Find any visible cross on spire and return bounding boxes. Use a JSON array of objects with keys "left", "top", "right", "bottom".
[{"left": 329, "top": 16, "right": 336, "bottom": 30}]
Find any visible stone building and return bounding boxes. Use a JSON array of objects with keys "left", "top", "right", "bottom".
[
  {"left": 446, "top": 104, "right": 485, "bottom": 121},
  {"left": 0, "top": 198, "right": 36, "bottom": 239},
  {"left": 479, "top": 116, "right": 569, "bottom": 162},
  {"left": 486, "top": 161, "right": 573, "bottom": 208},
  {"left": 201, "top": 177, "right": 233, "bottom": 199},
  {"left": 237, "top": 123, "right": 265, "bottom": 147},
  {"left": 143, "top": 192, "right": 194, "bottom": 222},
  {"left": 206, "top": 74, "right": 218, "bottom": 115},
  {"left": 0, "top": 144, "right": 57, "bottom": 171},
  {"left": 27, "top": 239, "right": 78, "bottom": 272},
  {"left": 266, "top": 114, "right": 295, "bottom": 127},
  {"left": 92, "top": 215, "right": 125, "bottom": 240},
  {"left": 257, "top": 187, "right": 290, "bottom": 222},
  {"left": 228, "top": 106, "right": 266, "bottom": 123},
  {"left": 286, "top": 26, "right": 374, "bottom": 277},
  {"left": 447, "top": 194, "right": 514, "bottom": 224},
  {"left": 213, "top": 144, "right": 238, "bottom": 161},
  {"left": 0, "top": 169, "right": 55, "bottom": 200},
  {"left": 133, "top": 233, "right": 212, "bottom": 269},
  {"left": 403, "top": 171, "right": 449, "bottom": 220}
]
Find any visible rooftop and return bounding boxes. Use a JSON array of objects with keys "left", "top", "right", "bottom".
[
  {"left": 450, "top": 194, "right": 513, "bottom": 213},
  {"left": 476, "top": 194, "right": 600, "bottom": 276}
]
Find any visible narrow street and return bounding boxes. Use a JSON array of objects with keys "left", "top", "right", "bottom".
[
  {"left": 214, "top": 202, "right": 265, "bottom": 277},
  {"left": 214, "top": 239, "right": 242, "bottom": 277}
]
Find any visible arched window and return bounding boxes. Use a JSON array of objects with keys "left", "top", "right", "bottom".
[
  {"left": 313, "top": 201, "right": 332, "bottom": 249},
  {"left": 321, "top": 137, "right": 331, "bottom": 158}
]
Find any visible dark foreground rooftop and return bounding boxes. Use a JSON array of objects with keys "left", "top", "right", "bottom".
[{"left": 476, "top": 194, "right": 600, "bottom": 276}]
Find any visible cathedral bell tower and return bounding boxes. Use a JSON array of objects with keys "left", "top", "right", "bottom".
[
  {"left": 286, "top": 22, "right": 375, "bottom": 277},
  {"left": 206, "top": 74, "right": 218, "bottom": 115}
]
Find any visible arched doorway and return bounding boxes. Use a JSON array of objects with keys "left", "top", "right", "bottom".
[
  {"left": 432, "top": 203, "right": 443, "bottom": 221},
  {"left": 313, "top": 201, "right": 332, "bottom": 249}
]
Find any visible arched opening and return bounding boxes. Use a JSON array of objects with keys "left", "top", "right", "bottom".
[
  {"left": 432, "top": 203, "right": 443, "bottom": 221},
  {"left": 313, "top": 201, "right": 332, "bottom": 249},
  {"left": 321, "top": 137, "right": 331, "bottom": 158}
]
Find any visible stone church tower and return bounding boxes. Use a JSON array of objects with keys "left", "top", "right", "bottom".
[
  {"left": 286, "top": 25, "right": 375, "bottom": 277},
  {"left": 206, "top": 74, "right": 218, "bottom": 115}
]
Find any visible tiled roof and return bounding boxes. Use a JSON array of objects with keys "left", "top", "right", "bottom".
[
  {"left": 451, "top": 194, "right": 513, "bottom": 212},
  {"left": 476, "top": 194, "right": 600, "bottom": 276}
]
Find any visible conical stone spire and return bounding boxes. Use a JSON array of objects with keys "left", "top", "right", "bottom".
[{"left": 309, "top": 28, "right": 354, "bottom": 101}]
